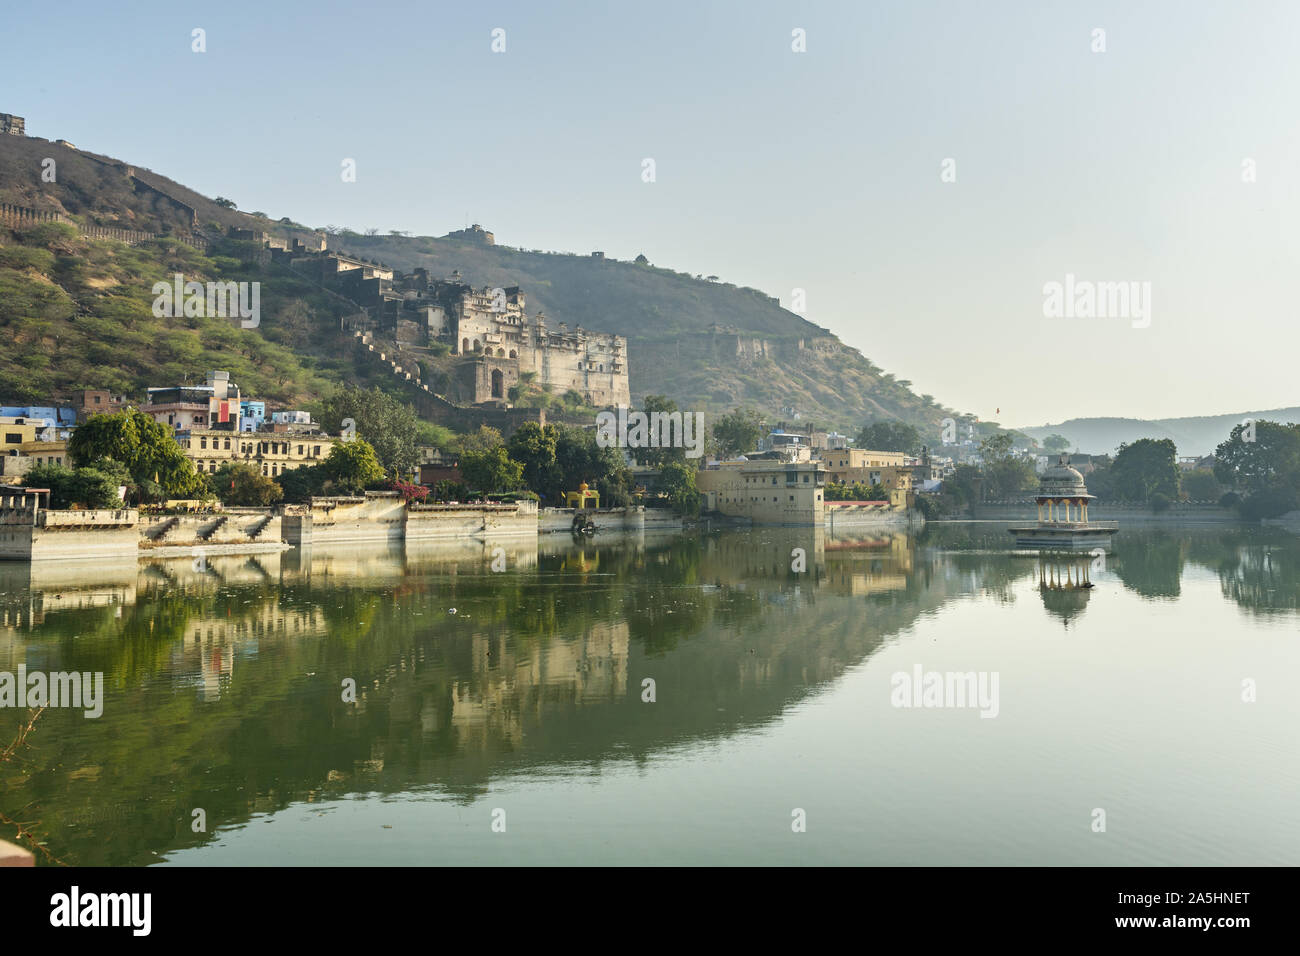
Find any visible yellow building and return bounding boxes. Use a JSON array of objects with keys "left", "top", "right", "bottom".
[
  {"left": 696, "top": 459, "right": 826, "bottom": 525},
  {"left": 1, "top": 416, "right": 44, "bottom": 451},
  {"left": 821, "top": 448, "right": 906, "bottom": 484},
  {"left": 177, "top": 428, "right": 336, "bottom": 478}
]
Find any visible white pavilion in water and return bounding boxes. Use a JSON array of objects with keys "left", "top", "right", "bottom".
[{"left": 1009, "top": 455, "right": 1119, "bottom": 551}]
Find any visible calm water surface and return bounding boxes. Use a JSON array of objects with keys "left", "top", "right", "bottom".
[{"left": 2, "top": 523, "right": 1297, "bottom": 865}]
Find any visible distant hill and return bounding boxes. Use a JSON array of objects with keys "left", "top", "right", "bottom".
[
  {"left": 0, "top": 132, "right": 963, "bottom": 432},
  {"left": 1019, "top": 408, "right": 1300, "bottom": 458}
]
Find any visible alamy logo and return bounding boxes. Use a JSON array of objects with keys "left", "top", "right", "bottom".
[
  {"left": 1, "top": 666, "right": 103, "bottom": 718},
  {"left": 595, "top": 406, "right": 705, "bottom": 459},
  {"left": 50, "top": 887, "right": 151, "bottom": 936},
  {"left": 1042, "top": 273, "right": 1151, "bottom": 328},
  {"left": 890, "top": 665, "right": 1000, "bottom": 718},
  {"left": 152, "top": 273, "right": 261, "bottom": 328}
]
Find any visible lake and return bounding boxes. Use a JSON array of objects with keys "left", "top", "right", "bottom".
[{"left": 2, "top": 522, "right": 1297, "bottom": 866}]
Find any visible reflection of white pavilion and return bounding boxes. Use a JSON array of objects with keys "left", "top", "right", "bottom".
[{"left": 1009, "top": 455, "right": 1118, "bottom": 551}]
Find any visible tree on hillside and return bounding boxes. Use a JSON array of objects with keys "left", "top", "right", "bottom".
[
  {"left": 710, "top": 407, "right": 763, "bottom": 459},
  {"left": 1111, "top": 438, "right": 1180, "bottom": 502},
  {"left": 67, "top": 408, "right": 208, "bottom": 500},
  {"left": 857, "top": 420, "right": 922, "bottom": 455},
  {"left": 1043, "top": 434, "right": 1071, "bottom": 454},
  {"left": 457, "top": 425, "right": 505, "bottom": 455},
  {"left": 318, "top": 385, "right": 419, "bottom": 476}
]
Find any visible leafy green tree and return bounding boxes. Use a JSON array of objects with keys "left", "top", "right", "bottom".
[
  {"left": 23, "top": 464, "right": 123, "bottom": 509},
  {"left": 276, "top": 464, "right": 326, "bottom": 503},
  {"left": 856, "top": 420, "right": 922, "bottom": 455},
  {"left": 507, "top": 422, "right": 559, "bottom": 495},
  {"left": 213, "top": 462, "right": 284, "bottom": 506},
  {"left": 456, "top": 425, "right": 505, "bottom": 455},
  {"left": 978, "top": 433, "right": 1035, "bottom": 498},
  {"left": 319, "top": 386, "right": 420, "bottom": 477},
  {"left": 658, "top": 460, "right": 699, "bottom": 514},
  {"left": 67, "top": 408, "right": 207, "bottom": 500},
  {"left": 1181, "top": 468, "right": 1223, "bottom": 501},
  {"left": 459, "top": 446, "right": 524, "bottom": 494},
  {"left": 553, "top": 424, "right": 632, "bottom": 506},
  {"left": 1043, "top": 434, "right": 1071, "bottom": 454},
  {"left": 635, "top": 395, "right": 687, "bottom": 468},
  {"left": 321, "top": 439, "right": 386, "bottom": 494},
  {"left": 710, "top": 408, "right": 763, "bottom": 459},
  {"left": 431, "top": 479, "right": 469, "bottom": 501},
  {"left": 1214, "top": 421, "right": 1300, "bottom": 498},
  {"left": 1111, "top": 438, "right": 1180, "bottom": 501}
]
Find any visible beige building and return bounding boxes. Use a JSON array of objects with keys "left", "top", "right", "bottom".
[
  {"left": 821, "top": 448, "right": 906, "bottom": 483},
  {"left": 441, "top": 285, "right": 630, "bottom": 407},
  {"left": 696, "top": 459, "right": 827, "bottom": 525},
  {"left": 178, "top": 428, "right": 336, "bottom": 478}
]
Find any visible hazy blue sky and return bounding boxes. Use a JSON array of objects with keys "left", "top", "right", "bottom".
[{"left": 7, "top": 0, "right": 1298, "bottom": 425}]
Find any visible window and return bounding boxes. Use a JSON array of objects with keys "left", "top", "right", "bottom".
[
  {"left": 200, "top": 437, "right": 208, "bottom": 449},
  {"left": 224, "top": 438, "right": 231, "bottom": 450},
  {"left": 313, "top": 445, "right": 321, "bottom": 457},
  {"left": 3, "top": 433, "right": 21, "bottom": 444},
  {"left": 297, "top": 445, "right": 303, "bottom": 456}
]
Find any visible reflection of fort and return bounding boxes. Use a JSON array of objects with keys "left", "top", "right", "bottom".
[{"left": 448, "top": 621, "right": 630, "bottom": 746}]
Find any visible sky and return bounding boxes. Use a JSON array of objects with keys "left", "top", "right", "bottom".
[{"left": 5, "top": 0, "right": 1299, "bottom": 425}]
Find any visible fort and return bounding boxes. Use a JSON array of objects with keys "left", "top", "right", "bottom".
[{"left": 272, "top": 236, "right": 631, "bottom": 408}]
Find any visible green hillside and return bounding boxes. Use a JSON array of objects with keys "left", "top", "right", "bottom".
[{"left": 0, "top": 133, "right": 965, "bottom": 433}]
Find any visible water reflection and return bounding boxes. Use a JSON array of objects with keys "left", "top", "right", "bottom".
[{"left": 1, "top": 523, "right": 1298, "bottom": 864}]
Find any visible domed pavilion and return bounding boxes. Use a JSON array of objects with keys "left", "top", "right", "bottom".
[{"left": 1008, "top": 455, "right": 1119, "bottom": 551}]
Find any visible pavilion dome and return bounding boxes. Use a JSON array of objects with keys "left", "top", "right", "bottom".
[{"left": 1038, "top": 455, "right": 1089, "bottom": 497}]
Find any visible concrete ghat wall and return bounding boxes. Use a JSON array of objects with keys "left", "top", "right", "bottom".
[
  {"left": 825, "top": 507, "right": 922, "bottom": 533},
  {"left": 539, "top": 507, "right": 681, "bottom": 534},
  {"left": 407, "top": 502, "right": 537, "bottom": 539},
  {"left": 139, "top": 511, "right": 281, "bottom": 549},
  {"left": 0, "top": 508, "right": 141, "bottom": 562},
  {"left": 303, "top": 495, "right": 407, "bottom": 545}
]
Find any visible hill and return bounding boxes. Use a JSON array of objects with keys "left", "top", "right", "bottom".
[
  {"left": 1019, "top": 408, "right": 1300, "bottom": 458},
  {"left": 0, "top": 132, "right": 963, "bottom": 433}
]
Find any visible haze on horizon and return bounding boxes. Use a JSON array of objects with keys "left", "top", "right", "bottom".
[{"left": 6, "top": 0, "right": 1298, "bottom": 426}]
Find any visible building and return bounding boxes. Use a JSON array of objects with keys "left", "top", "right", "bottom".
[
  {"left": 822, "top": 448, "right": 908, "bottom": 486},
  {"left": 141, "top": 371, "right": 241, "bottom": 431},
  {"left": 696, "top": 459, "right": 827, "bottom": 525},
  {"left": 1009, "top": 455, "right": 1119, "bottom": 551},
  {"left": 239, "top": 400, "right": 267, "bottom": 433},
  {"left": 0, "top": 113, "right": 24, "bottom": 136},
  {"left": 176, "top": 429, "right": 336, "bottom": 478},
  {"left": 441, "top": 283, "right": 630, "bottom": 407},
  {"left": 67, "top": 390, "right": 127, "bottom": 422},
  {"left": 1, "top": 406, "right": 76, "bottom": 428}
]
